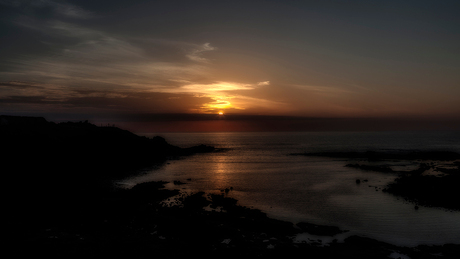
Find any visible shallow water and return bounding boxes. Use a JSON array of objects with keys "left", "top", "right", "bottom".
[{"left": 120, "top": 131, "right": 460, "bottom": 246}]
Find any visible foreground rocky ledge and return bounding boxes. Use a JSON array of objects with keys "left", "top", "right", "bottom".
[{"left": 19, "top": 181, "right": 459, "bottom": 258}]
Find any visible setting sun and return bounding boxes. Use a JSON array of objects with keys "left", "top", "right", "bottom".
[{"left": 218, "top": 112, "right": 224, "bottom": 115}]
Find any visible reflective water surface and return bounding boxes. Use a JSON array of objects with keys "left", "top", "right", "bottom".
[{"left": 120, "top": 131, "right": 460, "bottom": 246}]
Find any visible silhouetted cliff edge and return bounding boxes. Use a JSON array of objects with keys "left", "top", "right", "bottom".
[{"left": 2, "top": 115, "right": 214, "bottom": 175}]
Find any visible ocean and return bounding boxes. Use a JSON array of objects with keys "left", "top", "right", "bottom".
[{"left": 119, "top": 131, "right": 460, "bottom": 247}]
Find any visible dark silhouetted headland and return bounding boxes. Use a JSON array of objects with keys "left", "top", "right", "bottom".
[
  {"left": 1, "top": 115, "right": 216, "bottom": 172},
  {"left": 3, "top": 115, "right": 216, "bottom": 250}
]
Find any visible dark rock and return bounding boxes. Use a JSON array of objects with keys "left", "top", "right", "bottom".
[
  {"left": 296, "top": 151, "right": 460, "bottom": 161},
  {"left": 296, "top": 222, "right": 346, "bottom": 236},
  {"left": 346, "top": 164, "right": 394, "bottom": 173},
  {"left": 384, "top": 162, "right": 460, "bottom": 211}
]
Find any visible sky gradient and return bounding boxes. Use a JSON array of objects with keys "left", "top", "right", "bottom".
[{"left": 1, "top": 0, "right": 459, "bottom": 131}]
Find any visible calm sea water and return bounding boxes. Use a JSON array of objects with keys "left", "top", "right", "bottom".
[{"left": 120, "top": 131, "right": 460, "bottom": 246}]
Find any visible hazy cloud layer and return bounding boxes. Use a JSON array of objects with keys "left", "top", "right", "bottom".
[
  {"left": 0, "top": 2, "right": 279, "bottom": 115},
  {"left": 1, "top": 0, "right": 460, "bottom": 122}
]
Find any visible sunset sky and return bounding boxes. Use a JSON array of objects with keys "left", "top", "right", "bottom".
[{"left": 1, "top": 0, "right": 459, "bottom": 131}]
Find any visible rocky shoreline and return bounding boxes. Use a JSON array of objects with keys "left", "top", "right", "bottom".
[
  {"left": 4, "top": 116, "right": 459, "bottom": 258},
  {"left": 295, "top": 150, "right": 460, "bottom": 211},
  {"left": 383, "top": 162, "right": 460, "bottom": 211},
  {"left": 21, "top": 180, "right": 460, "bottom": 258}
]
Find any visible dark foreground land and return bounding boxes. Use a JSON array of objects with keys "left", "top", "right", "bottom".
[
  {"left": 4, "top": 116, "right": 459, "bottom": 258},
  {"left": 20, "top": 181, "right": 460, "bottom": 259}
]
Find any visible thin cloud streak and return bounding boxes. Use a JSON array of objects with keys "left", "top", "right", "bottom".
[
  {"left": 0, "top": 0, "right": 92, "bottom": 19},
  {"left": 45, "top": 0, "right": 93, "bottom": 19},
  {"left": 178, "top": 82, "right": 254, "bottom": 93},
  {"left": 186, "top": 43, "right": 216, "bottom": 63},
  {"left": 2, "top": 20, "right": 213, "bottom": 91}
]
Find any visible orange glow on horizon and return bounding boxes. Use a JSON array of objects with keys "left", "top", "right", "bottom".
[{"left": 202, "top": 96, "right": 232, "bottom": 111}]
